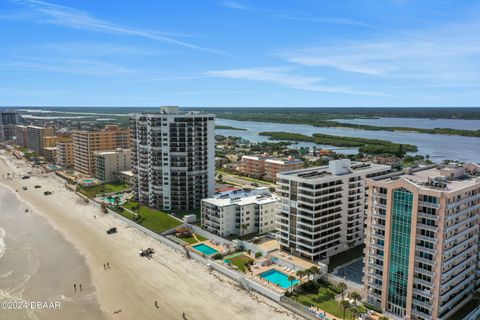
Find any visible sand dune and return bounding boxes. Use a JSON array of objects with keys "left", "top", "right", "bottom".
[{"left": 0, "top": 151, "right": 299, "bottom": 320}]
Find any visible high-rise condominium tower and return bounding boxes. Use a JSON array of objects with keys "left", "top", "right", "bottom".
[
  {"left": 131, "top": 106, "right": 215, "bottom": 211},
  {"left": 0, "top": 111, "right": 21, "bottom": 141},
  {"left": 364, "top": 163, "right": 480, "bottom": 320},
  {"left": 276, "top": 159, "right": 391, "bottom": 261}
]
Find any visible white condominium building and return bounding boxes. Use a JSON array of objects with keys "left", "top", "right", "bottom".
[
  {"left": 364, "top": 163, "right": 480, "bottom": 320},
  {"left": 131, "top": 106, "right": 215, "bottom": 211},
  {"left": 276, "top": 159, "right": 391, "bottom": 261},
  {"left": 95, "top": 148, "right": 132, "bottom": 182},
  {"left": 201, "top": 187, "right": 277, "bottom": 237}
]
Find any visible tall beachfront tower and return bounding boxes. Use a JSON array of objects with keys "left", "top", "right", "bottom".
[
  {"left": 131, "top": 106, "right": 215, "bottom": 211},
  {"left": 0, "top": 111, "right": 21, "bottom": 141},
  {"left": 276, "top": 159, "right": 391, "bottom": 261},
  {"left": 364, "top": 163, "right": 480, "bottom": 320}
]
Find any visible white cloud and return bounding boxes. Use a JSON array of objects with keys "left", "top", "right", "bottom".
[
  {"left": 282, "top": 21, "right": 480, "bottom": 82},
  {"left": 205, "top": 67, "right": 389, "bottom": 96},
  {"left": 218, "top": 1, "right": 250, "bottom": 11},
  {"left": 8, "top": 0, "right": 227, "bottom": 55},
  {"left": 276, "top": 14, "right": 370, "bottom": 27},
  {"left": 0, "top": 56, "right": 133, "bottom": 76}
]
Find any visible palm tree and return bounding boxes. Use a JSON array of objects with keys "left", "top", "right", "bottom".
[
  {"left": 288, "top": 275, "right": 296, "bottom": 293},
  {"left": 338, "top": 282, "right": 347, "bottom": 301},
  {"left": 340, "top": 300, "right": 351, "bottom": 320},
  {"left": 349, "top": 306, "right": 360, "bottom": 320},
  {"left": 348, "top": 291, "right": 362, "bottom": 308},
  {"left": 296, "top": 270, "right": 305, "bottom": 280},
  {"left": 309, "top": 266, "right": 319, "bottom": 280}
]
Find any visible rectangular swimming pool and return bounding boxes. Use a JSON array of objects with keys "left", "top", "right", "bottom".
[
  {"left": 192, "top": 243, "right": 219, "bottom": 256},
  {"left": 259, "top": 269, "right": 299, "bottom": 289}
]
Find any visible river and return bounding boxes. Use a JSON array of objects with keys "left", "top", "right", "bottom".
[{"left": 215, "top": 118, "right": 480, "bottom": 163}]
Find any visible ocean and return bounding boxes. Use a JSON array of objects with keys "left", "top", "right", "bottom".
[{"left": 0, "top": 186, "right": 105, "bottom": 320}]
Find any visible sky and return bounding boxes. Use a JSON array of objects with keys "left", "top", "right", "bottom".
[{"left": 1, "top": 0, "right": 480, "bottom": 108}]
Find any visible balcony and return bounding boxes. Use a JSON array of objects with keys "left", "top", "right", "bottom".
[
  {"left": 446, "top": 204, "right": 480, "bottom": 222},
  {"left": 419, "top": 201, "right": 441, "bottom": 209},
  {"left": 444, "top": 215, "right": 478, "bottom": 234},
  {"left": 446, "top": 194, "right": 480, "bottom": 209}
]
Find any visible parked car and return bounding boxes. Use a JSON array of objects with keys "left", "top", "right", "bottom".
[
  {"left": 106, "top": 227, "right": 117, "bottom": 234},
  {"left": 34, "top": 185, "right": 41, "bottom": 188}
]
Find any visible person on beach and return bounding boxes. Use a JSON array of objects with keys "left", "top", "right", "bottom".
[
  {"left": 74, "top": 284, "right": 76, "bottom": 292},
  {"left": 79, "top": 284, "right": 82, "bottom": 292},
  {"left": 155, "top": 301, "right": 159, "bottom": 308},
  {"left": 107, "top": 262, "right": 110, "bottom": 269},
  {"left": 103, "top": 264, "right": 106, "bottom": 270}
]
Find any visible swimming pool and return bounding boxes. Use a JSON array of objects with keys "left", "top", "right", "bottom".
[
  {"left": 103, "top": 195, "right": 124, "bottom": 204},
  {"left": 259, "top": 269, "right": 299, "bottom": 289},
  {"left": 192, "top": 243, "right": 218, "bottom": 256}
]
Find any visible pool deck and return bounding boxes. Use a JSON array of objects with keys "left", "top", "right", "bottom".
[
  {"left": 189, "top": 240, "right": 225, "bottom": 256},
  {"left": 250, "top": 265, "right": 302, "bottom": 292}
]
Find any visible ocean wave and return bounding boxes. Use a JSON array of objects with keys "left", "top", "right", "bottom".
[
  {"left": 0, "top": 227, "right": 6, "bottom": 259},
  {"left": 0, "top": 270, "right": 13, "bottom": 278}
]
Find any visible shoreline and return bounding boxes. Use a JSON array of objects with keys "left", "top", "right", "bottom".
[{"left": 0, "top": 151, "right": 299, "bottom": 320}]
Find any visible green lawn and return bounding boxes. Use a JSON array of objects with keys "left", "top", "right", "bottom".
[
  {"left": 328, "top": 244, "right": 365, "bottom": 272},
  {"left": 177, "top": 233, "right": 208, "bottom": 245},
  {"left": 121, "top": 200, "right": 182, "bottom": 234},
  {"left": 225, "top": 254, "right": 253, "bottom": 272},
  {"left": 80, "top": 183, "right": 130, "bottom": 198},
  {"left": 296, "top": 287, "right": 356, "bottom": 318}
]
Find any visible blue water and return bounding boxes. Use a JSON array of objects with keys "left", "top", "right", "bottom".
[
  {"left": 192, "top": 243, "right": 218, "bottom": 256},
  {"left": 259, "top": 269, "right": 299, "bottom": 289},
  {"left": 216, "top": 118, "right": 480, "bottom": 163}
]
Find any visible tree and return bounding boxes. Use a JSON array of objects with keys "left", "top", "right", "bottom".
[
  {"left": 309, "top": 266, "right": 319, "bottom": 280},
  {"left": 348, "top": 291, "right": 362, "bottom": 308},
  {"left": 296, "top": 270, "right": 305, "bottom": 280},
  {"left": 340, "top": 300, "right": 351, "bottom": 320},
  {"left": 338, "top": 282, "right": 347, "bottom": 301},
  {"left": 287, "top": 275, "right": 296, "bottom": 293},
  {"left": 113, "top": 196, "right": 120, "bottom": 206}
]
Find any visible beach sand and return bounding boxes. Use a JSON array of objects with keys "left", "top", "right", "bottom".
[{"left": 0, "top": 150, "right": 300, "bottom": 320}]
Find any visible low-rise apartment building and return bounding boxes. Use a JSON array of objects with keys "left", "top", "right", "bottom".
[
  {"left": 264, "top": 157, "right": 304, "bottom": 182},
  {"left": 364, "top": 163, "right": 480, "bottom": 320},
  {"left": 95, "top": 148, "right": 132, "bottom": 182},
  {"left": 201, "top": 187, "right": 277, "bottom": 237},
  {"left": 240, "top": 154, "right": 270, "bottom": 178},
  {"left": 72, "top": 125, "right": 131, "bottom": 175},
  {"left": 276, "top": 159, "right": 391, "bottom": 261}
]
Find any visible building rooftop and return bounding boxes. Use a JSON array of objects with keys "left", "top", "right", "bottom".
[
  {"left": 265, "top": 157, "right": 303, "bottom": 165},
  {"left": 278, "top": 159, "right": 390, "bottom": 180},
  {"left": 242, "top": 154, "right": 271, "bottom": 161},
  {"left": 375, "top": 163, "right": 480, "bottom": 192},
  {"left": 204, "top": 187, "right": 276, "bottom": 206}
]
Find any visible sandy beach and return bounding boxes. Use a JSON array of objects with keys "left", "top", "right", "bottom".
[{"left": 0, "top": 150, "right": 300, "bottom": 320}]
